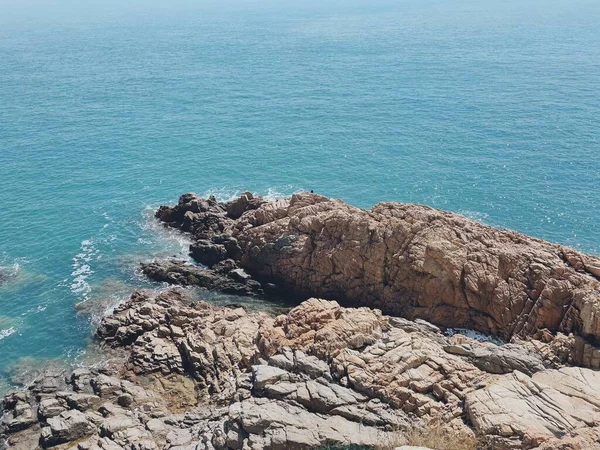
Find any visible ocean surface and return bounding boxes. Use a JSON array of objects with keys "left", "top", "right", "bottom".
[{"left": 0, "top": 0, "right": 599, "bottom": 393}]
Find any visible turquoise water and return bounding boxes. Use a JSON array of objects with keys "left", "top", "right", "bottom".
[{"left": 1, "top": 0, "right": 599, "bottom": 391}]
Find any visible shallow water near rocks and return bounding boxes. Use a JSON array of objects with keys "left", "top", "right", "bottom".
[
  {"left": 1, "top": 0, "right": 599, "bottom": 394},
  {"left": 445, "top": 328, "right": 505, "bottom": 346}
]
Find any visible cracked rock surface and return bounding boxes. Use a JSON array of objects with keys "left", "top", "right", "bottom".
[
  {"left": 4, "top": 191, "right": 600, "bottom": 450},
  {"left": 154, "top": 192, "right": 600, "bottom": 360},
  {"left": 3, "top": 290, "right": 600, "bottom": 449}
]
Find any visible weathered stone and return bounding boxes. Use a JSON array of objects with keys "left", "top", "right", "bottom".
[
  {"left": 229, "top": 268, "right": 251, "bottom": 283},
  {"left": 157, "top": 192, "right": 600, "bottom": 348},
  {"left": 56, "top": 392, "right": 102, "bottom": 411},
  {"left": 5, "top": 291, "right": 600, "bottom": 449},
  {"left": 466, "top": 369, "right": 600, "bottom": 449},
  {"left": 252, "top": 366, "right": 289, "bottom": 391},
  {"left": 1, "top": 393, "right": 37, "bottom": 432},
  {"left": 5, "top": 189, "right": 600, "bottom": 450},
  {"left": 31, "top": 371, "right": 65, "bottom": 395},
  {"left": 42, "top": 410, "right": 96, "bottom": 447},
  {"left": 444, "top": 341, "right": 545, "bottom": 375},
  {"left": 0, "top": 424, "right": 41, "bottom": 450},
  {"left": 39, "top": 397, "right": 67, "bottom": 419},
  {"left": 190, "top": 240, "right": 228, "bottom": 267},
  {"left": 140, "top": 260, "right": 261, "bottom": 296},
  {"left": 71, "top": 369, "right": 95, "bottom": 394},
  {"left": 91, "top": 375, "right": 121, "bottom": 398}
]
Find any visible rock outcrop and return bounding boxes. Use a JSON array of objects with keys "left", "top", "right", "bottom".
[
  {"left": 154, "top": 191, "right": 600, "bottom": 363},
  {"left": 140, "top": 260, "right": 265, "bottom": 297},
  {"left": 4, "top": 190, "right": 600, "bottom": 450},
  {"left": 4, "top": 289, "right": 600, "bottom": 450},
  {"left": 466, "top": 368, "right": 600, "bottom": 449}
]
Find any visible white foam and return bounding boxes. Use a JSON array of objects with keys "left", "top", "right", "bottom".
[
  {"left": 0, "top": 327, "right": 16, "bottom": 341},
  {"left": 202, "top": 187, "right": 240, "bottom": 203},
  {"left": 202, "top": 185, "right": 303, "bottom": 202},
  {"left": 139, "top": 205, "right": 193, "bottom": 260},
  {"left": 70, "top": 277, "right": 91, "bottom": 295},
  {"left": 72, "top": 264, "right": 91, "bottom": 277},
  {"left": 458, "top": 210, "right": 490, "bottom": 223},
  {"left": 446, "top": 327, "right": 504, "bottom": 345},
  {"left": 22, "top": 304, "right": 47, "bottom": 315},
  {"left": 0, "top": 259, "right": 23, "bottom": 280},
  {"left": 263, "top": 186, "right": 301, "bottom": 200},
  {"left": 69, "top": 240, "right": 100, "bottom": 297}
]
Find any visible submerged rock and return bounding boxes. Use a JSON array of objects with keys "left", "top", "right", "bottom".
[{"left": 0, "top": 265, "right": 20, "bottom": 288}]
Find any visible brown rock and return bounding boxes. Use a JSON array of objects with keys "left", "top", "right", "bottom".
[
  {"left": 4, "top": 289, "right": 600, "bottom": 449},
  {"left": 466, "top": 369, "right": 600, "bottom": 449},
  {"left": 156, "top": 192, "right": 600, "bottom": 348}
]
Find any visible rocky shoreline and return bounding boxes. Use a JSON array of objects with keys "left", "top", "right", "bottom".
[
  {"left": 151, "top": 191, "right": 600, "bottom": 368},
  {"left": 3, "top": 191, "right": 600, "bottom": 450}
]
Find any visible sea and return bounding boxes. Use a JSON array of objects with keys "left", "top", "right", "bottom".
[{"left": 0, "top": 0, "right": 599, "bottom": 394}]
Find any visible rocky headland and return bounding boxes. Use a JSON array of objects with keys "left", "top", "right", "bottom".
[{"left": 3, "top": 191, "right": 600, "bottom": 450}]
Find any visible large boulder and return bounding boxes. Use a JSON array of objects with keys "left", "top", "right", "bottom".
[
  {"left": 41, "top": 410, "right": 96, "bottom": 447},
  {"left": 0, "top": 392, "right": 38, "bottom": 432},
  {"left": 234, "top": 193, "right": 600, "bottom": 342},
  {"left": 140, "top": 260, "right": 262, "bottom": 296},
  {"left": 155, "top": 191, "right": 600, "bottom": 356}
]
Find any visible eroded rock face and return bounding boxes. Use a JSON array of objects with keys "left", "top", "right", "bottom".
[
  {"left": 6, "top": 182, "right": 600, "bottom": 450},
  {"left": 0, "top": 292, "right": 410, "bottom": 450},
  {"left": 91, "top": 291, "right": 600, "bottom": 449},
  {"left": 156, "top": 192, "right": 600, "bottom": 354},
  {"left": 140, "top": 260, "right": 264, "bottom": 297},
  {"left": 466, "top": 368, "right": 600, "bottom": 449},
  {"left": 4, "top": 290, "right": 600, "bottom": 449}
]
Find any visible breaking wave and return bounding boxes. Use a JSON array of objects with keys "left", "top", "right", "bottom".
[
  {"left": 70, "top": 239, "right": 100, "bottom": 297},
  {"left": 0, "top": 327, "right": 16, "bottom": 341}
]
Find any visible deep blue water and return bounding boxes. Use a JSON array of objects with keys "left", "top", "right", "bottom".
[{"left": 0, "top": 0, "right": 599, "bottom": 392}]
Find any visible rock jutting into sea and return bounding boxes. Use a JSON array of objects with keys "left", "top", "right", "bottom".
[
  {"left": 3, "top": 191, "right": 600, "bottom": 450},
  {"left": 152, "top": 191, "right": 600, "bottom": 368}
]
